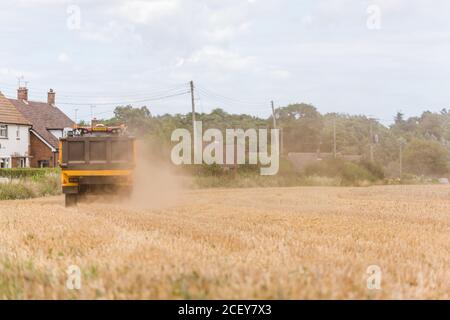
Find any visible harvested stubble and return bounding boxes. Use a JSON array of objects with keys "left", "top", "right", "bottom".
[{"left": 0, "top": 185, "right": 449, "bottom": 299}]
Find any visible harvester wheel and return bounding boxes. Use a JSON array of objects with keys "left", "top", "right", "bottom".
[{"left": 65, "top": 194, "right": 78, "bottom": 207}]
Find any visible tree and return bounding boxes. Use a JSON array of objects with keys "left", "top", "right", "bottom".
[
  {"left": 276, "top": 103, "right": 323, "bottom": 152},
  {"left": 394, "top": 111, "right": 404, "bottom": 125},
  {"left": 418, "top": 111, "right": 443, "bottom": 140},
  {"left": 403, "top": 138, "right": 449, "bottom": 176},
  {"left": 110, "top": 105, "right": 152, "bottom": 134}
]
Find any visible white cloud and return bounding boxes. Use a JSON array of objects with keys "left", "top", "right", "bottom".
[
  {"left": 4, "top": 0, "right": 450, "bottom": 121},
  {"left": 0, "top": 67, "right": 35, "bottom": 78},
  {"left": 17, "top": 0, "right": 68, "bottom": 6},
  {"left": 187, "top": 46, "right": 255, "bottom": 71},
  {"left": 79, "top": 20, "right": 143, "bottom": 45},
  {"left": 302, "top": 15, "right": 314, "bottom": 25},
  {"left": 174, "top": 58, "right": 185, "bottom": 67},
  {"left": 205, "top": 27, "right": 236, "bottom": 42},
  {"left": 271, "top": 69, "right": 291, "bottom": 80},
  {"left": 57, "top": 52, "right": 71, "bottom": 63},
  {"left": 112, "top": 0, "right": 179, "bottom": 24},
  {"left": 205, "top": 22, "right": 251, "bottom": 42}
]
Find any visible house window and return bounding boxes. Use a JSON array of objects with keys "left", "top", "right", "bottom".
[
  {"left": 0, "top": 158, "right": 9, "bottom": 168},
  {"left": 38, "top": 160, "right": 49, "bottom": 168},
  {"left": 16, "top": 127, "right": 20, "bottom": 140},
  {"left": 0, "top": 125, "right": 8, "bottom": 138}
]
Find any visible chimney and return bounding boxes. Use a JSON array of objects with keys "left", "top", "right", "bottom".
[
  {"left": 17, "top": 87, "right": 28, "bottom": 101},
  {"left": 48, "top": 88, "right": 56, "bottom": 105}
]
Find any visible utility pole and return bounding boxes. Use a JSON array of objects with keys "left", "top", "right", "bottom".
[
  {"left": 399, "top": 143, "right": 403, "bottom": 178},
  {"left": 190, "top": 80, "right": 196, "bottom": 133},
  {"left": 271, "top": 100, "right": 283, "bottom": 155},
  {"left": 271, "top": 100, "right": 277, "bottom": 129},
  {"left": 369, "top": 119, "right": 375, "bottom": 162},
  {"left": 74, "top": 108, "right": 78, "bottom": 126},
  {"left": 333, "top": 118, "right": 337, "bottom": 158},
  {"left": 190, "top": 80, "right": 202, "bottom": 164},
  {"left": 398, "top": 137, "right": 406, "bottom": 179}
]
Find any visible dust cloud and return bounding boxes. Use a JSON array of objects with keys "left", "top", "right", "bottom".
[{"left": 130, "top": 141, "right": 185, "bottom": 209}]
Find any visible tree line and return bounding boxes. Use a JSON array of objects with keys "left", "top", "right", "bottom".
[{"left": 96, "top": 103, "right": 450, "bottom": 177}]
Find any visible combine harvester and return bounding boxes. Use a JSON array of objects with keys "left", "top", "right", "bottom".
[{"left": 59, "top": 122, "right": 135, "bottom": 207}]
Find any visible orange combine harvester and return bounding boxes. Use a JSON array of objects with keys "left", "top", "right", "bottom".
[{"left": 58, "top": 123, "right": 136, "bottom": 207}]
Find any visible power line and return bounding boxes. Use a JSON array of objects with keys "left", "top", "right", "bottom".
[
  {"left": 56, "top": 90, "right": 190, "bottom": 106},
  {"left": 56, "top": 83, "right": 190, "bottom": 99},
  {"left": 196, "top": 85, "right": 267, "bottom": 106},
  {"left": 196, "top": 89, "right": 269, "bottom": 111},
  {"left": 0, "top": 80, "right": 189, "bottom": 97},
  {"left": 0, "top": 81, "right": 192, "bottom": 109}
]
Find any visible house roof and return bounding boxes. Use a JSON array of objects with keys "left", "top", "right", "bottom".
[
  {"left": 0, "top": 92, "right": 32, "bottom": 125},
  {"left": 9, "top": 98, "right": 74, "bottom": 149}
]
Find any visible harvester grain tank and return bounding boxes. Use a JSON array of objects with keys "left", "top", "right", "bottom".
[{"left": 59, "top": 124, "right": 135, "bottom": 207}]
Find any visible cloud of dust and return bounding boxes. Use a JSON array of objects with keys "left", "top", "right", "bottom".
[{"left": 130, "top": 141, "right": 185, "bottom": 209}]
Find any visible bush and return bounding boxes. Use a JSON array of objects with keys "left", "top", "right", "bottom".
[
  {"left": 403, "top": 138, "right": 449, "bottom": 176},
  {"left": 341, "top": 162, "right": 376, "bottom": 185},
  {"left": 0, "top": 168, "right": 59, "bottom": 179},
  {"left": 303, "top": 158, "right": 346, "bottom": 177},
  {"left": 33, "top": 175, "right": 61, "bottom": 197},
  {"left": 194, "top": 164, "right": 226, "bottom": 177},
  {"left": 359, "top": 160, "right": 385, "bottom": 180},
  {"left": 0, "top": 183, "right": 35, "bottom": 200},
  {"left": 303, "top": 158, "right": 382, "bottom": 186},
  {"left": 278, "top": 157, "right": 298, "bottom": 176},
  {"left": 0, "top": 170, "right": 61, "bottom": 200}
]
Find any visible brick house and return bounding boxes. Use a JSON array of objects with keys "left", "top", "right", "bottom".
[
  {"left": 9, "top": 87, "right": 74, "bottom": 168},
  {"left": 0, "top": 91, "right": 32, "bottom": 168}
]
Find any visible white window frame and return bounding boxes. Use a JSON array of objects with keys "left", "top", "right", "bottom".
[
  {"left": 0, "top": 124, "right": 8, "bottom": 139},
  {"left": 38, "top": 160, "right": 49, "bottom": 168},
  {"left": 0, "top": 157, "right": 10, "bottom": 168}
]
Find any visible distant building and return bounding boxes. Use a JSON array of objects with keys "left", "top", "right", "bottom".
[
  {"left": 0, "top": 87, "right": 76, "bottom": 168},
  {"left": 0, "top": 92, "right": 32, "bottom": 168},
  {"left": 9, "top": 87, "right": 74, "bottom": 167}
]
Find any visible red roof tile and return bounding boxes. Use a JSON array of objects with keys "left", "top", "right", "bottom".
[
  {"left": 0, "top": 92, "right": 31, "bottom": 125},
  {"left": 9, "top": 98, "right": 74, "bottom": 149}
]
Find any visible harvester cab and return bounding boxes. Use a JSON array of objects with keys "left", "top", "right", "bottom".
[{"left": 59, "top": 123, "right": 135, "bottom": 207}]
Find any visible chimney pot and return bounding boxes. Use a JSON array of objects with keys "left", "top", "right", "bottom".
[
  {"left": 48, "top": 88, "right": 56, "bottom": 105},
  {"left": 17, "top": 87, "right": 28, "bottom": 101}
]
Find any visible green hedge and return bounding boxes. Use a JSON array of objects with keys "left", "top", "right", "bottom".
[
  {"left": 0, "top": 168, "right": 59, "bottom": 179},
  {"left": 303, "top": 158, "right": 385, "bottom": 185},
  {"left": 0, "top": 183, "right": 35, "bottom": 200},
  {"left": 0, "top": 174, "right": 61, "bottom": 200}
]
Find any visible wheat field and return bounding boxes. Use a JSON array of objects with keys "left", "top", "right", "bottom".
[{"left": 0, "top": 185, "right": 449, "bottom": 299}]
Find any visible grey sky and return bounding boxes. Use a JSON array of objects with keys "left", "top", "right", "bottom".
[{"left": 1, "top": 0, "right": 450, "bottom": 123}]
